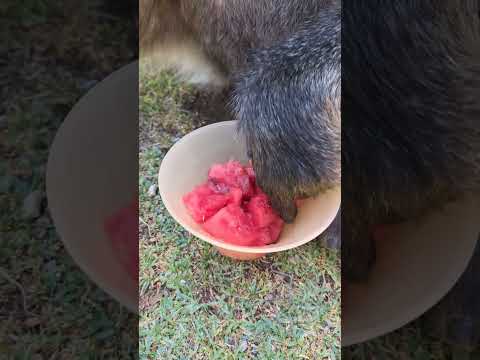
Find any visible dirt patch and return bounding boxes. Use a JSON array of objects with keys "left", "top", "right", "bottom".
[{"left": 181, "top": 86, "right": 233, "bottom": 127}]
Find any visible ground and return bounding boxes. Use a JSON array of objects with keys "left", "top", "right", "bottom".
[
  {"left": 138, "top": 65, "right": 341, "bottom": 360},
  {"left": 1, "top": 1, "right": 136, "bottom": 358},
  {"left": 138, "top": 63, "right": 470, "bottom": 360}
]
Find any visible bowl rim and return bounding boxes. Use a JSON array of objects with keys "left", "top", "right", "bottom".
[{"left": 158, "top": 120, "right": 341, "bottom": 254}]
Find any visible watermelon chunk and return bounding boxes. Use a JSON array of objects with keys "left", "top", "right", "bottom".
[
  {"left": 227, "top": 187, "right": 243, "bottom": 206},
  {"left": 268, "top": 217, "right": 284, "bottom": 243},
  {"left": 206, "top": 179, "right": 243, "bottom": 206},
  {"left": 247, "top": 193, "right": 277, "bottom": 228},
  {"left": 207, "top": 180, "right": 230, "bottom": 194},
  {"left": 208, "top": 160, "right": 254, "bottom": 198},
  {"left": 183, "top": 184, "right": 229, "bottom": 223},
  {"left": 255, "top": 227, "right": 274, "bottom": 246},
  {"left": 203, "top": 204, "right": 260, "bottom": 246},
  {"left": 183, "top": 160, "right": 288, "bottom": 247}
]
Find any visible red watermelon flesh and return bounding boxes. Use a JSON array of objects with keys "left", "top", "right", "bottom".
[
  {"left": 206, "top": 179, "right": 243, "bottom": 206},
  {"left": 183, "top": 160, "right": 288, "bottom": 246},
  {"left": 247, "top": 193, "right": 278, "bottom": 228},
  {"left": 268, "top": 217, "right": 284, "bottom": 244},
  {"left": 207, "top": 180, "right": 230, "bottom": 194},
  {"left": 182, "top": 184, "right": 229, "bottom": 223},
  {"left": 256, "top": 227, "right": 277, "bottom": 246},
  {"left": 203, "top": 204, "right": 260, "bottom": 246},
  {"left": 208, "top": 160, "right": 254, "bottom": 198},
  {"left": 227, "top": 187, "right": 243, "bottom": 206}
]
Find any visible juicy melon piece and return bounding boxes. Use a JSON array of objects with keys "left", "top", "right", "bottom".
[
  {"left": 207, "top": 180, "right": 243, "bottom": 206},
  {"left": 207, "top": 180, "right": 230, "bottom": 194},
  {"left": 183, "top": 184, "right": 229, "bottom": 223},
  {"left": 202, "top": 204, "right": 260, "bottom": 246},
  {"left": 208, "top": 160, "right": 254, "bottom": 198},
  {"left": 247, "top": 193, "right": 277, "bottom": 228},
  {"left": 183, "top": 160, "right": 287, "bottom": 247},
  {"left": 227, "top": 187, "right": 243, "bottom": 206},
  {"left": 255, "top": 227, "right": 274, "bottom": 246},
  {"left": 268, "top": 217, "right": 285, "bottom": 243}
]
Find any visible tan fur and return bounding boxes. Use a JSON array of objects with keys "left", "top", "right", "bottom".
[{"left": 139, "top": 0, "right": 226, "bottom": 87}]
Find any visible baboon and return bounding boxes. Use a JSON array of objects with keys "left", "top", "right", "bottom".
[
  {"left": 139, "top": 0, "right": 480, "bottom": 285},
  {"left": 140, "top": 0, "right": 342, "bottom": 248}
]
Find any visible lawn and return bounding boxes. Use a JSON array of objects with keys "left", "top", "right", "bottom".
[
  {"left": 138, "top": 65, "right": 341, "bottom": 359},
  {"left": 343, "top": 323, "right": 450, "bottom": 359}
]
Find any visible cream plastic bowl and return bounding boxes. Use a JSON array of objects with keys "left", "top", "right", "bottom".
[{"left": 158, "top": 120, "right": 341, "bottom": 260}]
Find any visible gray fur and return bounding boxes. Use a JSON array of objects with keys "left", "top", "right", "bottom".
[{"left": 140, "top": 0, "right": 342, "bottom": 249}]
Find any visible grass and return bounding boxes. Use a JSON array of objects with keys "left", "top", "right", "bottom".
[
  {"left": 344, "top": 325, "right": 450, "bottom": 359},
  {"left": 1, "top": 1, "right": 137, "bottom": 358},
  {"left": 137, "top": 64, "right": 475, "bottom": 360},
  {"left": 139, "top": 66, "right": 341, "bottom": 359}
]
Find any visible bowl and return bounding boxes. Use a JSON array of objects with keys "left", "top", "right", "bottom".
[
  {"left": 46, "top": 61, "right": 138, "bottom": 312},
  {"left": 158, "top": 121, "right": 341, "bottom": 260},
  {"left": 342, "top": 196, "right": 480, "bottom": 346}
]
